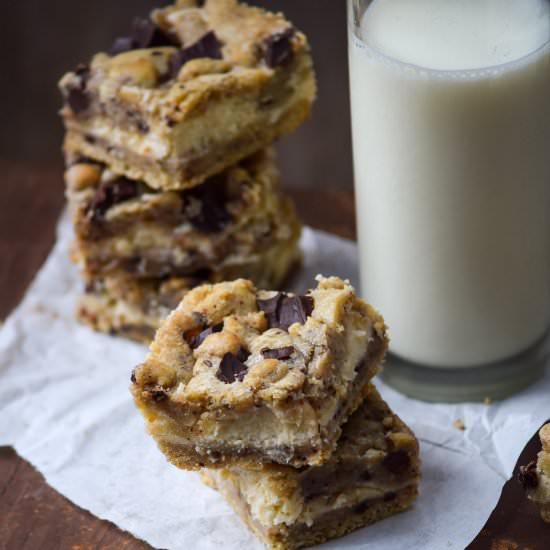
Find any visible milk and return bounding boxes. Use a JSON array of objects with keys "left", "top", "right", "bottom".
[{"left": 349, "top": 0, "right": 550, "bottom": 367}]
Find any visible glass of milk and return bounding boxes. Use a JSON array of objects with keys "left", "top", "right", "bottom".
[{"left": 348, "top": 0, "right": 550, "bottom": 401}]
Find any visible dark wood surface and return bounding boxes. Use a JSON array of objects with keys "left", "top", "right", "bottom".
[{"left": 0, "top": 160, "right": 355, "bottom": 550}]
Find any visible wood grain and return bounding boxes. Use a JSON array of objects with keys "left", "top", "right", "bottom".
[{"left": 0, "top": 160, "right": 355, "bottom": 550}]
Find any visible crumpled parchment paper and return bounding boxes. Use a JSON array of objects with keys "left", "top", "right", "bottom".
[{"left": 0, "top": 215, "right": 548, "bottom": 549}]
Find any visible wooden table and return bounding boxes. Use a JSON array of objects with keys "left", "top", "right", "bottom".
[{"left": 0, "top": 160, "right": 355, "bottom": 549}]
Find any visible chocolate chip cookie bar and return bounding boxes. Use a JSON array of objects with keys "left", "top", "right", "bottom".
[
  {"left": 77, "top": 273, "right": 197, "bottom": 343},
  {"left": 520, "top": 423, "right": 550, "bottom": 522},
  {"left": 202, "top": 385, "right": 420, "bottom": 550},
  {"left": 131, "top": 276, "right": 388, "bottom": 469},
  {"left": 76, "top": 228, "right": 301, "bottom": 344},
  {"left": 65, "top": 145, "right": 300, "bottom": 280},
  {"left": 59, "top": 0, "right": 316, "bottom": 191}
]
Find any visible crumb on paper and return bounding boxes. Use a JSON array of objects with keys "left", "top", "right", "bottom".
[
  {"left": 32, "top": 303, "right": 60, "bottom": 320},
  {"left": 453, "top": 419, "right": 466, "bottom": 431},
  {"left": 484, "top": 397, "right": 493, "bottom": 406}
]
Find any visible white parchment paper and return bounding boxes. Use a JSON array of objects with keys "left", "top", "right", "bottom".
[{"left": 1, "top": 215, "right": 549, "bottom": 549}]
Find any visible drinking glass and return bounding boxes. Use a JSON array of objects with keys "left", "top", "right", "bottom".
[{"left": 347, "top": 0, "right": 550, "bottom": 401}]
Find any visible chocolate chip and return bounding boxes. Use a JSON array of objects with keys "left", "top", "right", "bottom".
[
  {"left": 383, "top": 492, "right": 397, "bottom": 502},
  {"left": 277, "top": 295, "right": 314, "bottom": 331},
  {"left": 89, "top": 178, "right": 139, "bottom": 219},
  {"left": 183, "top": 175, "right": 230, "bottom": 233},
  {"left": 67, "top": 87, "right": 89, "bottom": 114},
  {"left": 150, "top": 389, "right": 167, "bottom": 402},
  {"left": 518, "top": 460, "right": 539, "bottom": 490},
  {"left": 136, "top": 119, "right": 149, "bottom": 133},
  {"left": 187, "top": 269, "right": 212, "bottom": 287},
  {"left": 256, "top": 294, "right": 282, "bottom": 327},
  {"left": 360, "top": 470, "right": 372, "bottom": 481},
  {"left": 261, "top": 346, "right": 295, "bottom": 360},
  {"left": 110, "top": 36, "right": 136, "bottom": 56},
  {"left": 257, "top": 293, "right": 313, "bottom": 331},
  {"left": 353, "top": 500, "right": 370, "bottom": 515},
  {"left": 69, "top": 154, "right": 101, "bottom": 167},
  {"left": 263, "top": 27, "right": 295, "bottom": 68},
  {"left": 168, "top": 31, "right": 222, "bottom": 78},
  {"left": 130, "top": 371, "right": 137, "bottom": 384},
  {"left": 235, "top": 346, "right": 250, "bottom": 363},
  {"left": 216, "top": 348, "right": 249, "bottom": 383},
  {"left": 189, "top": 322, "right": 224, "bottom": 349},
  {"left": 66, "top": 64, "right": 92, "bottom": 114},
  {"left": 132, "top": 17, "right": 170, "bottom": 48},
  {"left": 109, "top": 17, "right": 173, "bottom": 56},
  {"left": 383, "top": 450, "right": 411, "bottom": 475}
]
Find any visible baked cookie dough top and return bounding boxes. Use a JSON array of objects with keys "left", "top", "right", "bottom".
[
  {"left": 132, "top": 276, "right": 385, "bottom": 411},
  {"left": 59, "top": 0, "right": 309, "bottom": 123}
]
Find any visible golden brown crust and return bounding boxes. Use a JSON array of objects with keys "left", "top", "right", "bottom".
[
  {"left": 131, "top": 276, "right": 388, "bottom": 468},
  {"left": 218, "top": 485, "right": 419, "bottom": 550}
]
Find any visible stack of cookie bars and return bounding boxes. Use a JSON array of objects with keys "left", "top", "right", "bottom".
[
  {"left": 132, "top": 276, "right": 421, "bottom": 549},
  {"left": 59, "top": 0, "right": 315, "bottom": 343}
]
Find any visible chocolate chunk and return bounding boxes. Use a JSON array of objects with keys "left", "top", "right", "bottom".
[
  {"left": 383, "top": 450, "right": 411, "bottom": 475},
  {"left": 69, "top": 154, "right": 101, "bottom": 167},
  {"left": 383, "top": 492, "right": 397, "bottom": 502},
  {"left": 150, "top": 388, "right": 167, "bottom": 402},
  {"left": 132, "top": 17, "right": 172, "bottom": 48},
  {"left": 187, "top": 269, "right": 212, "bottom": 287},
  {"left": 353, "top": 499, "right": 370, "bottom": 515},
  {"left": 263, "top": 27, "right": 295, "bottom": 68},
  {"left": 277, "top": 295, "right": 314, "bottom": 331},
  {"left": 216, "top": 348, "right": 249, "bottom": 383},
  {"left": 67, "top": 87, "right": 90, "bottom": 114},
  {"left": 66, "top": 64, "right": 91, "bottom": 114},
  {"left": 518, "top": 460, "right": 539, "bottom": 490},
  {"left": 235, "top": 346, "right": 250, "bottom": 363},
  {"left": 183, "top": 175, "right": 231, "bottom": 233},
  {"left": 109, "top": 17, "right": 173, "bottom": 56},
  {"left": 89, "top": 177, "right": 139, "bottom": 219},
  {"left": 168, "top": 31, "right": 222, "bottom": 78},
  {"left": 256, "top": 294, "right": 282, "bottom": 327},
  {"left": 261, "top": 346, "right": 295, "bottom": 360},
  {"left": 257, "top": 293, "right": 313, "bottom": 331},
  {"left": 189, "top": 322, "right": 224, "bottom": 349},
  {"left": 360, "top": 470, "right": 372, "bottom": 481},
  {"left": 136, "top": 119, "right": 149, "bottom": 133},
  {"left": 110, "top": 36, "right": 136, "bottom": 56},
  {"left": 74, "top": 63, "right": 89, "bottom": 77}
]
